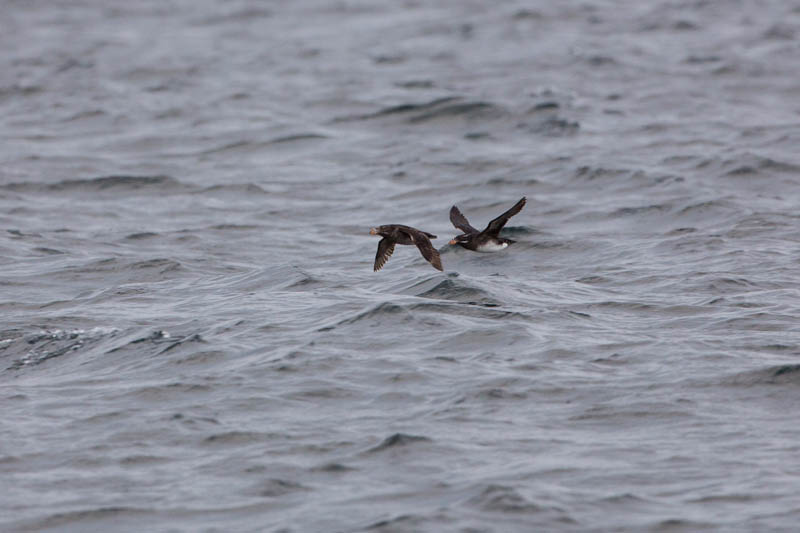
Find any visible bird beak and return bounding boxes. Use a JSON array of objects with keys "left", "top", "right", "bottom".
[
  {"left": 369, "top": 228, "right": 378, "bottom": 235},
  {"left": 449, "top": 239, "right": 457, "bottom": 245}
]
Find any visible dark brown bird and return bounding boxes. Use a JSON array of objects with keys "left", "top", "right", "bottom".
[
  {"left": 369, "top": 225, "right": 443, "bottom": 272},
  {"left": 448, "top": 197, "right": 526, "bottom": 252}
]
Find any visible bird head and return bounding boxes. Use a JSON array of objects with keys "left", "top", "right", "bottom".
[{"left": 449, "top": 234, "right": 469, "bottom": 245}]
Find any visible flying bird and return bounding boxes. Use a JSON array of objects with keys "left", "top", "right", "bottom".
[
  {"left": 369, "top": 225, "right": 443, "bottom": 271},
  {"left": 448, "top": 197, "right": 526, "bottom": 252}
]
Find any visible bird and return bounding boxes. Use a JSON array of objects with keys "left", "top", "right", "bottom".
[
  {"left": 369, "top": 225, "right": 443, "bottom": 271},
  {"left": 448, "top": 197, "right": 526, "bottom": 252}
]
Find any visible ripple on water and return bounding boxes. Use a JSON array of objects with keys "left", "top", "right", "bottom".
[
  {"left": 1, "top": 175, "right": 188, "bottom": 194},
  {"left": 366, "top": 433, "right": 432, "bottom": 454},
  {"left": 463, "top": 483, "right": 577, "bottom": 526},
  {"left": 14, "top": 507, "right": 159, "bottom": 533},
  {"left": 723, "top": 364, "right": 800, "bottom": 386},
  {"left": 403, "top": 275, "right": 503, "bottom": 307},
  {"left": 4, "top": 327, "right": 119, "bottom": 371}
]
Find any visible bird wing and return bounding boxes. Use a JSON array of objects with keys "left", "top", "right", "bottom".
[
  {"left": 407, "top": 229, "right": 443, "bottom": 271},
  {"left": 374, "top": 237, "right": 395, "bottom": 271},
  {"left": 449, "top": 205, "right": 478, "bottom": 234},
  {"left": 484, "top": 197, "right": 526, "bottom": 235}
]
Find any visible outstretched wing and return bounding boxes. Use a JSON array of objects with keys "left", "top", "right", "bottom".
[
  {"left": 484, "top": 197, "right": 526, "bottom": 235},
  {"left": 374, "top": 237, "right": 395, "bottom": 271},
  {"left": 449, "top": 205, "right": 478, "bottom": 234},
  {"left": 406, "top": 229, "right": 443, "bottom": 271}
]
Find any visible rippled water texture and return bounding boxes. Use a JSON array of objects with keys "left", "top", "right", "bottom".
[{"left": 3, "top": 1, "right": 800, "bottom": 531}]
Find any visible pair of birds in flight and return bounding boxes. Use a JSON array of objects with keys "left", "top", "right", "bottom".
[{"left": 369, "top": 197, "right": 527, "bottom": 272}]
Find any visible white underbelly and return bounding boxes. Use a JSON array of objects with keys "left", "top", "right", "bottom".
[{"left": 475, "top": 242, "right": 508, "bottom": 253}]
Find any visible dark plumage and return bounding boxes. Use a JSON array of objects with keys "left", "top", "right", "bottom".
[
  {"left": 369, "top": 224, "right": 443, "bottom": 272},
  {"left": 448, "top": 197, "right": 526, "bottom": 252}
]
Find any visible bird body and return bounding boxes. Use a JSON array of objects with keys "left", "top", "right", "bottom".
[
  {"left": 369, "top": 224, "right": 443, "bottom": 271},
  {"left": 448, "top": 197, "right": 526, "bottom": 252},
  {"left": 473, "top": 240, "right": 509, "bottom": 253}
]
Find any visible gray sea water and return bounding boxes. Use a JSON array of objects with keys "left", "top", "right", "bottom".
[{"left": 3, "top": 1, "right": 800, "bottom": 531}]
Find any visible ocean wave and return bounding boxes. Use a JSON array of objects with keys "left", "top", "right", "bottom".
[
  {"left": 693, "top": 152, "right": 800, "bottom": 178},
  {"left": 464, "top": 484, "right": 573, "bottom": 519},
  {"left": 203, "top": 431, "right": 272, "bottom": 446},
  {"left": 125, "top": 232, "right": 160, "bottom": 240},
  {"left": 0, "top": 175, "right": 186, "bottom": 194},
  {"left": 335, "top": 96, "right": 506, "bottom": 124},
  {"left": 250, "top": 478, "right": 309, "bottom": 498},
  {"left": 105, "top": 330, "right": 205, "bottom": 357},
  {"left": 198, "top": 134, "right": 327, "bottom": 155},
  {"left": 192, "top": 7, "right": 273, "bottom": 25},
  {"left": 724, "top": 364, "right": 800, "bottom": 386},
  {"left": 517, "top": 114, "right": 579, "bottom": 136},
  {"left": 197, "top": 183, "right": 268, "bottom": 195},
  {"left": 572, "top": 165, "right": 645, "bottom": 182},
  {"left": 56, "top": 257, "right": 185, "bottom": 284},
  {"left": 365, "top": 433, "right": 431, "bottom": 453},
  {"left": 404, "top": 276, "right": 502, "bottom": 307},
  {"left": 362, "top": 513, "right": 426, "bottom": 532},
  {"left": 316, "top": 302, "right": 411, "bottom": 332},
  {"left": 14, "top": 507, "right": 151, "bottom": 532},
  {"left": 4, "top": 327, "right": 119, "bottom": 371}
]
